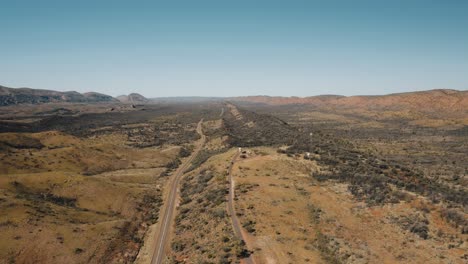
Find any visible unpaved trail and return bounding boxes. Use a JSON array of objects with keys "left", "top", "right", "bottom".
[{"left": 227, "top": 152, "right": 255, "bottom": 264}]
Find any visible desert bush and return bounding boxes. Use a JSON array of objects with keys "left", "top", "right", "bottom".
[
  {"left": 242, "top": 220, "right": 256, "bottom": 233},
  {"left": 0, "top": 134, "right": 44, "bottom": 149},
  {"left": 179, "top": 147, "right": 191, "bottom": 157},
  {"left": 223, "top": 106, "right": 297, "bottom": 147},
  {"left": 392, "top": 190, "right": 413, "bottom": 202},
  {"left": 205, "top": 189, "right": 225, "bottom": 206},
  {"left": 166, "top": 158, "right": 181, "bottom": 171},
  {"left": 211, "top": 207, "right": 226, "bottom": 218},
  {"left": 410, "top": 222, "right": 429, "bottom": 239},
  {"left": 307, "top": 204, "right": 322, "bottom": 224},
  {"left": 44, "top": 194, "right": 77, "bottom": 207},
  {"left": 11, "top": 181, "right": 77, "bottom": 207},
  {"left": 172, "top": 240, "right": 185, "bottom": 252},
  {"left": 440, "top": 208, "right": 467, "bottom": 233},
  {"left": 314, "top": 231, "right": 343, "bottom": 264},
  {"left": 0, "top": 220, "right": 17, "bottom": 227},
  {"left": 231, "top": 238, "right": 250, "bottom": 258},
  {"left": 393, "top": 213, "right": 430, "bottom": 239},
  {"left": 276, "top": 123, "right": 468, "bottom": 207},
  {"left": 186, "top": 148, "right": 227, "bottom": 172},
  {"left": 180, "top": 170, "right": 214, "bottom": 198}
]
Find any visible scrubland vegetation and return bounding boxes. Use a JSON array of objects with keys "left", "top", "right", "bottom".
[
  {"left": 0, "top": 104, "right": 221, "bottom": 263},
  {"left": 218, "top": 103, "right": 467, "bottom": 263},
  {"left": 1, "top": 98, "right": 466, "bottom": 263}
]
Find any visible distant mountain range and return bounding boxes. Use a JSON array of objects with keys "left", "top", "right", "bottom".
[
  {"left": 0, "top": 85, "right": 117, "bottom": 106},
  {"left": 230, "top": 89, "right": 468, "bottom": 113},
  {"left": 1, "top": 85, "right": 466, "bottom": 114},
  {"left": 150, "top": 96, "right": 221, "bottom": 103}
]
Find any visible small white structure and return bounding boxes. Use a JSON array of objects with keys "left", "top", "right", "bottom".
[{"left": 238, "top": 147, "right": 242, "bottom": 153}]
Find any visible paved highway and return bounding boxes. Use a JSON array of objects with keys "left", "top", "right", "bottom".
[{"left": 151, "top": 119, "right": 206, "bottom": 264}]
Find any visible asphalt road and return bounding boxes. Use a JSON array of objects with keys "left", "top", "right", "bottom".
[{"left": 151, "top": 119, "right": 206, "bottom": 264}]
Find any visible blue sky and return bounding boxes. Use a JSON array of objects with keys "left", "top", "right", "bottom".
[{"left": 1, "top": 0, "right": 467, "bottom": 97}]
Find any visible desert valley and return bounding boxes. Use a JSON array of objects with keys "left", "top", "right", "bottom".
[{"left": 0, "top": 85, "right": 466, "bottom": 264}]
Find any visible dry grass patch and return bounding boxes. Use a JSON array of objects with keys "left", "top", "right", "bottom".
[
  {"left": 232, "top": 148, "right": 467, "bottom": 264},
  {"left": 0, "top": 129, "right": 184, "bottom": 263}
]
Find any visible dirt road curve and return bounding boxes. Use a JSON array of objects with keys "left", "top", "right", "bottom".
[
  {"left": 151, "top": 119, "right": 206, "bottom": 264},
  {"left": 227, "top": 152, "right": 255, "bottom": 264}
]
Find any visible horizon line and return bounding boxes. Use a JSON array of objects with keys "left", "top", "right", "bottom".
[{"left": 2, "top": 84, "right": 467, "bottom": 99}]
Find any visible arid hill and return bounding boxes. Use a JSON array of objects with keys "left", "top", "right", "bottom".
[
  {"left": 0, "top": 85, "right": 117, "bottom": 106},
  {"left": 231, "top": 89, "right": 468, "bottom": 113},
  {"left": 117, "top": 93, "right": 150, "bottom": 104}
]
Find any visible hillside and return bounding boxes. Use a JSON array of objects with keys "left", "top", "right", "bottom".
[
  {"left": 116, "top": 93, "right": 150, "bottom": 104},
  {"left": 231, "top": 89, "right": 468, "bottom": 113},
  {"left": 0, "top": 85, "right": 117, "bottom": 106}
]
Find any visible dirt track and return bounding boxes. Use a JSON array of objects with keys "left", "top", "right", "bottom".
[{"left": 227, "top": 151, "right": 255, "bottom": 264}]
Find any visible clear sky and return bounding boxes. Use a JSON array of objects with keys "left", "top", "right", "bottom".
[{"left": 1, "top": 0, "right": 467, "bottom": 97}]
